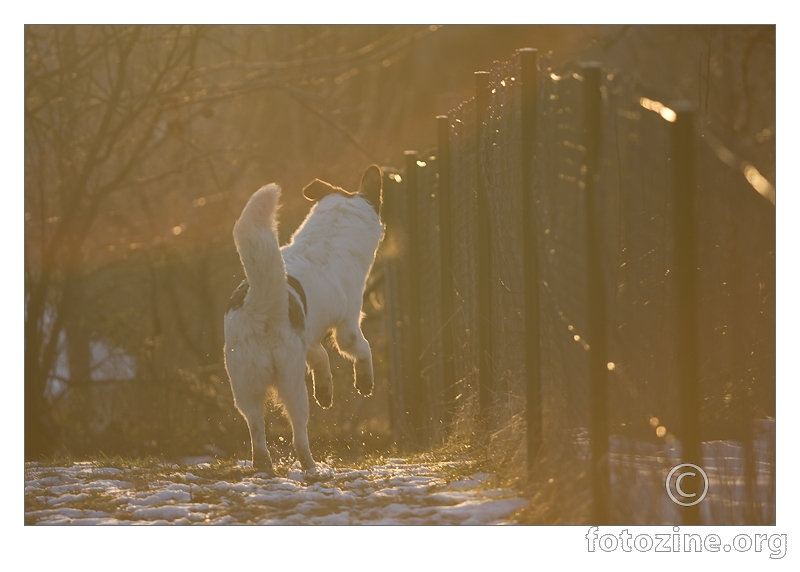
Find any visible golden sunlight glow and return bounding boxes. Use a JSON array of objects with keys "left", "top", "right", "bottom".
[
  {"left": 743, "top": 163, "right": 776, "bottom": 203},
  {"left": 639, "top": 97, "right": 677, "bottom": 122},
  {"left": 702, "top": 128, "right": 775, "bottom": 204},
  {"left": 660, "top": 108, "right": 677, "bottom": 122},
  {"left": 656, "top": 426, "right": 667, "bottom": 438},
  {"left": 606, "top": 362, "right": 616, "bottom": 371}
]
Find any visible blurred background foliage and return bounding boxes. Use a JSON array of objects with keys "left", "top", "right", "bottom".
[{"left": 24, "top": 25, "right": 774, "bottom": 463}]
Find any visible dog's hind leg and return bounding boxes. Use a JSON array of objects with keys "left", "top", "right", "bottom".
[
  {"left": 278, "top": 360, "right": 316, "bottom": 472},
  {"left": 307, "top": 343, "right": 333, "bottom": 409},
  {"left": 334, "top": 322, "right": 374, "bottom": 397},
  {"left": 235, "top": 391, "right": 275, "bottom": 476}
]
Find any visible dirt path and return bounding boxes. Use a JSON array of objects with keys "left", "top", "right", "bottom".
[{"left": 25, "top": 458, "right": 527, "bottom": 525}]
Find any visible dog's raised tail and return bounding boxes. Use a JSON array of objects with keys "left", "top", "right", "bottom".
[{"left": 232, "top": 184, "right": 288, "bottom": 324}]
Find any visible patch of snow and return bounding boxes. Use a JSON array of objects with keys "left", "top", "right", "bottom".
[
  {"left": 126, "top": 488, "right": 191, "bottom": 506},
  {"left": 80, "top": 479, "right": 132, "bottom": 493},
  {"left": 130, "top": 505, "right": 200, "bottom": 521},
  {"left": 181, "top": 457, "right": 215, "bottom": 466},
  {"left": 71, "top": 518, "right": 122, "bottom": 525},
  {"left": 47, "top": 493, "right": 89, "bottom": 506},
  {"left": 77, "top": 466, "right": 123, "bottom": 476},
  {"left": 25, "top": 458, "right": 528, "bottom": 525},
  {"left": 26, "top": 420, "right": 774, "bottom": 526},
  {"left": 433, "top": 498, "right": 529, "bottom": 525}
]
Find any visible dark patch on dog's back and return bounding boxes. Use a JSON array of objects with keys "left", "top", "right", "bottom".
[
  {"left": 287, "top": 291, "right": 305, "bottom": 332},
  {"left": 287, "top": 275, "right": 307, "bottom": 314},
  {"left": 286, "top": 274, "right": 307, "bottom": 332},
  {"left": 228, "top": 280, "right": 249, "bottom": 312},
  {"left": 229, "top": 276, "right": 305, "bottom": 332}
]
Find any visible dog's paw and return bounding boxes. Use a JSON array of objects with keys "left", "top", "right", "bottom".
[
  {"left": 253, "top": 454, "right": 276, "bottom": 478},
  {"left": 354, "top": 360, "right": 374, "bottom": 397},
  {"left": 314, "top": 381, "right": 333, "bottom": 409}
]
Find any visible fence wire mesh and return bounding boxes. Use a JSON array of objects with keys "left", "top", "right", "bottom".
[{"left": 384, "top": 50, "right": 774, "bottom": 524}]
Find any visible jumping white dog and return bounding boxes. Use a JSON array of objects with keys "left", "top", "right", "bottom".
[{"left": 223, "top": 165, "right": 384, "bottom": 475}]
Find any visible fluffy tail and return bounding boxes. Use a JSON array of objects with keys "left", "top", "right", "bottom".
[{"left": 232, "top": 184, "right": 288, "bottom": 326}]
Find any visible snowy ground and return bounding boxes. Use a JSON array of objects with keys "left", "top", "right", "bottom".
[
  {"left": 24, "top": 458, "right": 527, "bottom": 525},
  {"left": 25, "top": 420, "right": 776, "bottom": 525},
  {"left": 577, "top": 418, "right": 776, "bottom": 524}
]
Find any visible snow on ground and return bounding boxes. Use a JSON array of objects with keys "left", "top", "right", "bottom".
[
  {"left": 25, "top": 420, "right": 775, "bottom": 525},
  {"left": 24, "top": 458, "right": 527, "bottom": 525},
  {"left": 574, "top": 418, "right": 776, "bottom": 524}
]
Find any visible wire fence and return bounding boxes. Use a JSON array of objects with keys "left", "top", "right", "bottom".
[{"left": 381, "top": 48, "right": 775, "bottom": 525}]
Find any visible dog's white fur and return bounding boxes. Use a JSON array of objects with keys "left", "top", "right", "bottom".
[{"left": 223, "top": 166, "right": 384, "bottom": 474}]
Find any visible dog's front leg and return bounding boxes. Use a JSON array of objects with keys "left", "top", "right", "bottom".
[
  {"left": 307, "top": 343, "right": 333, "bottom": 409},
  {"left": 334, "top": 324, "right": 374, "bottom": 397},
  {"left": 353, "top": 357, "right": 374, "bottom": 397}
]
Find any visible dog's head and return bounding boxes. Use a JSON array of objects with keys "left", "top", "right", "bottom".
[{"left": 302, "top": 165, "right": 383, "bottom": 218}]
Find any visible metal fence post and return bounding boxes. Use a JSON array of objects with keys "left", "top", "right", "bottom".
[
  {"left": 582, "top": 62, "right": 610, "bottom": 524},
  {"left": 475, "top": 71, "right": 493, "bottom": 426},
  {"left": 380, "top": 170, "right": 401, "bottom": 448},
  {"left": 404, "top": 150, "right": 425, "bottom": 446},
  {"left": 671, "top": 102, "right": 702, "bottom": 526},
  {"left": 518, "top": 48, "right": 543, "bottom": 478},
  {"left": 436, "top": 115, "right": 457, "bottom": 432}
]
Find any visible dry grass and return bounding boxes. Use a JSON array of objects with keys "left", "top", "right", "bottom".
[
  {"left": 440, "top": 383, "right": 775, "bottom": 525},
  {"left": 433, "top": 387, "right": 592, "bottom": 524}
]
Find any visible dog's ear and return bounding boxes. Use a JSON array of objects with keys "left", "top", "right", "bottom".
[
  {"left": 302, "top": 179, "right": 354, "bottom": 202},
  {"left": 358, "top": 165, "right": 383, "bottom": 211}
]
